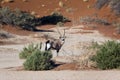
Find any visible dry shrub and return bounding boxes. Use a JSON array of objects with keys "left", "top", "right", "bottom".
[
  {"left": 95, "top": 0, "right": 109, "bottom": 9},
  {"left": 109, "top": 0, "right": 120, "bottom": 15},
  {"left": 0, "top": 30, "right": 14, "bottom": 39},
  {"left": 77, "top": 49, "right": 97, "bottom": 69},
  {"left": 68, "top": 42, "right": 98, "bottom": 69},
  {"left": 0, "top": 7, "right": 70, "bottom": 31},
  {"left": 80, "top": 16, "right": 110, "bottom": 25},
  {"left": 115, "top": 24, "right": 120, "bottom": 34},
  {"left": 95, "top": 0, "right": 120, "bottom": 15}
]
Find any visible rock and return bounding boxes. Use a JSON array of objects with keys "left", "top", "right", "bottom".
[
  {"left": 66, "top": 8, "right": 73, "bottom": 13},
  {"left": 36, "top": 15, "right": 40, "bottom": 18},
  {"left": 3, "top": 0, "right": 14, "bottom": 3},
  {"left": 87, "top": 5, "right": 91, "bottom": 9},
  {"left": 41, "top": 4, "right": 45, "bottom": 7},
  {"left": 59, "top": 1, "right": 65, "bottom": 7},
  {"left": 83, "top": 0, "right": 89, "bottom": 2},
  {"left": 31, "top": 11, "right": 36, "bottom": 15}
]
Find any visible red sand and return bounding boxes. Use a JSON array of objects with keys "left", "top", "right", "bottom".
[{"left": 1, "top": 0, "right": 120, "bottom": 39}]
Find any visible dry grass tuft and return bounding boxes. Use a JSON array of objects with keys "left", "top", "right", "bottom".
[{"left": 77, "top": 49, "right": 97, "bottom": 69}]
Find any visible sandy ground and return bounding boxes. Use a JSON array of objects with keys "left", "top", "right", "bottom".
[
  {"left": 0, "top": 70, "right": 120, "bottom": 80},
  {"left": 0, "top": 25, "right": 120, "bottom": 80},
  {"left": 0, "top": 46, "right": 24, "bottom": 69}
]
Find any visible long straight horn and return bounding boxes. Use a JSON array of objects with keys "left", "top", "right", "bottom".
[
  {"left": 63, "top": 29, "right": 66, "bottom": 37},
  {"left": 56, "top": 27, "right": 62, "bottom": 37}
]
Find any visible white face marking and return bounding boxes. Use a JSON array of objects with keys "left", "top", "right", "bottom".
[
  {"left": 60, "top": 37, "right": 65, "bottom": 44},
  {"left": 60, "top": 37, "right": 65, "bottom": 41},
  {"left": 46, "top": 43, "right": 51, "bottom": 50}
]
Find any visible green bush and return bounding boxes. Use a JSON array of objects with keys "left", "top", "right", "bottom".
[
  {"left": 0, "top": 7, "right": 37, "bottom": 31},
  {"left": 19, "top": 43, "right": 42, "bottom": 59},
  {"left": 23, "top": 50, "right": 54, "bottom": 70},
  {"left": 92, "top": 41, "right": 120, "bottom": 70},
  {"left": 13, "top": 9, "right": 36, "bottom": 26},
  {"left": 0, "top": 7, "right": 13, "bottom": 24},
  {"left": 0, "top": 7, "right": 70, "bottom": 31}
]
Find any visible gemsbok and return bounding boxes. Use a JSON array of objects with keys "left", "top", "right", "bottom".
[{"left": 45, "top": 29, "right": 66, "bottom": 56}]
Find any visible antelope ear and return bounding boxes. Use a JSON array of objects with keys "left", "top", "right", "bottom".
[{"left": 59, "top": 36, "right": 62, "bottom": 39}]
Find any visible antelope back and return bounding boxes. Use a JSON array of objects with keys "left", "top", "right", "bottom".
[{"left": 50, "top": 39, "right": 62, "bottom": 49}]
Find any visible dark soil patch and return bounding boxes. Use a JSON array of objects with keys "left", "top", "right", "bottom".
[
  {"left": 0, "top": 40, "right": 17, "bottom": 45},
  {"left": 53, "top": 63, "right": 79, "bottom": 71},
  {"left": 8, "top": 62, "right": 79, "bottom": 71}
]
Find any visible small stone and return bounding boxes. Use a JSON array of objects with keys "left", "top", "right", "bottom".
[
  {"left": 59, "top": 1, "right": 65, "bottom": 7},
  {"left": 83, "top": 0, "right": 89, "bottom": 2},
  {"left": 31, "top": 11, "right": 36, "bottom": 15},
  {"left": 36, "top": 15, "right": 40, "bottom": 18},
  {"left": 41, "top": 4, "right": 45, "bottom": 7},
  {"left": 4, "top": 0, "right": 14, "bottom": 3},
  {"left": 22, "top": 0, "right": 28, "bottom": 2}
]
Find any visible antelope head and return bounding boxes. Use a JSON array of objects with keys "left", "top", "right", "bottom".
[{"left": 57, "top": 28, "right": 66, "bottom": 44}]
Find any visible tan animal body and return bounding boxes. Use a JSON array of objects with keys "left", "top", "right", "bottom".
[{"left": 45, "top": 29, "right": 66, "bottom": 56}]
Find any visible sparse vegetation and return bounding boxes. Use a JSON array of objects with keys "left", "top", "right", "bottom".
[
  {"left": 19, "top": 43, "right": 42, "bottom": 59},
  {"left": 91, "top": 40, "right": 120, "bottom": 70},
  {"left": 0, "top": 30, "right": 14, "bottom": 39},
  {"left": 56, "top": 22, "right": 64, "bottom": 27},
  {"left": 0, "top": 7, "right": 37, "bottom": 31},
  {"left": 0, "top": 7, "right": 70, "bottom": 31},
  {"left": 20, "top": 43, "right": 55, "bottom": 71},
  {"left": 80, "top": 16, "right": 110, "bottom": 25},
  {"left": 109, "top": 0, "right": 120, "bottom": 15},
  {"left": 113, "top": 22, "right": 120, "bottom": 34},
  {"left": 95, "top": 0, "right": 109, "bottom": 9},
  {"left": 95, "top": 0, "right": 120, "bottom": 15},
  {"left": 90, "top": 41, "right": 100, "bottom": 49},
  {"left": 24, "top": 50, "right": 54, "bottom": 70},
  {"left": 77, "top": 49, "right": 97, "bottom": 69}
]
